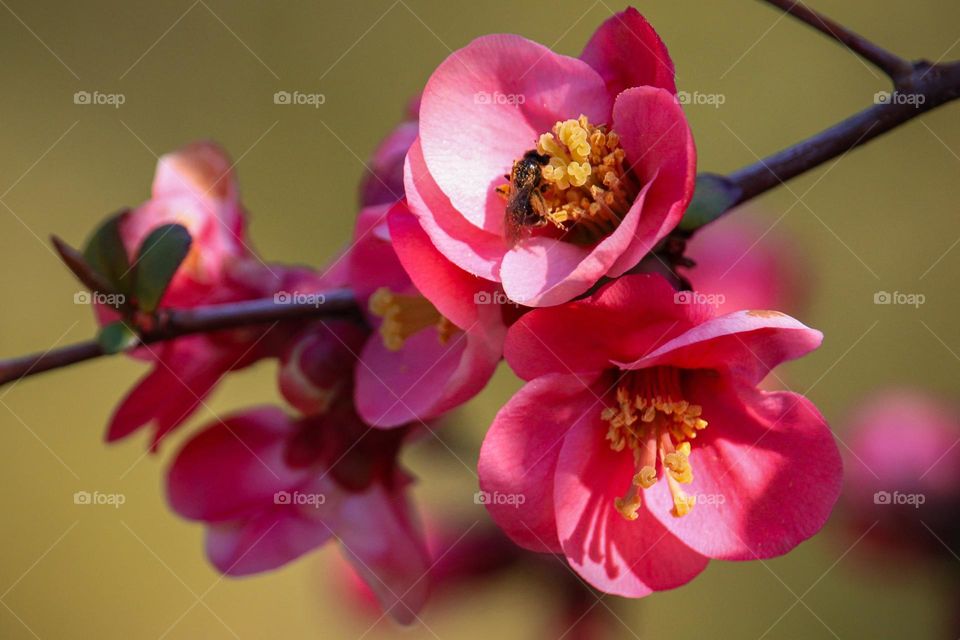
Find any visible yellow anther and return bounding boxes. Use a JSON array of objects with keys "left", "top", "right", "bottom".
[{"left": 369, "top": 287, "right": 456, "bottom": 351}]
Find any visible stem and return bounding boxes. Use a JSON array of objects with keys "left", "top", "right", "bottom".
[
  {"left": 1, "top": 2, "right": 960, "bottom": 388},
  {"left": 0, "top": 290, "right": 357, "bottom": 386},
  {"left": 762, "top": 0, "right": 913, "bottom": 80},
  {"left": 727, "top": 59, "right": 960, "bottom": 207}
]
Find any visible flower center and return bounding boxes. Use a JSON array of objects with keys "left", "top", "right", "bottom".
[
  {"left": 497, "top": 115, "right": 636, "bottom": 245},
  {"left": 601, "top": 367, "right": 708, "bottom": 521},
  {"left": 369, "top": 287, "right": 456, "bottom": 351}
]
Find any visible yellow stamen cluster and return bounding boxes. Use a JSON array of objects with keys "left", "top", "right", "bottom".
[
  {"left": 601, "top": 368, "right": 708, "bottom": 520},
  {"left": 369, "top": 287, "right": 456, "bottom": 351},
  {"left": 535, "top": 115, "right": 635, "bottom": 243}
]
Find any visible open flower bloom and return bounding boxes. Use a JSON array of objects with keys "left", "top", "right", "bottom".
[
  {"left": 843, "top": 390, "right": 960, "bottom": 557},
  {"left": 166, "top": 402, "right": 430, "bottom": 624},
  {"left": 102, "top": 142, "right": 351, "bottom": 448},
  {"left": 478, "top": 274, "right": 841, "bottom": 596},
  {"left": 349, "top": 202, "right": 506, "bottom": 428},
  {"left": 406, "top": 8, "right": 695, "bottom": 306}
]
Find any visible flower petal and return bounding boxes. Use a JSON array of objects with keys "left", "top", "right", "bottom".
[
  {"left": 153, "top": 141, "right": 237, "bottom": 203},
  {"left": 355, "top": 312, "right": 503, "bottom": 428},
  {"left": 504, "top": 274, "right": 700, "bottom": 381},
  {"left": 166, "top": 407, "right": 310, "bottom": 522},
  {"left": 617, "top": 309, "right": 823, "bottom": 386},
  {"left": 645, "top": 375, "right": 842, "bottom": 560},
  {"left": 607, "top": 86, "right": 696, "bottom": 276},
  {"left": 580, "top": 7, "right": 677, "bottom": 96},
  {"left": 479, "top": 374, "right": 603, "bottom": 553},
  {"left": 328, "top": 480, "right": 431, "bottom": 625},
  {"left": 388, "top": 201, "right": 497, "bottom": 328},
  {"left": 419, "top": 34, "right": 610, "bottom": 234},
  {"left": 554, "top": 406, "right": 708, "bottom": 596},
  {"left": 205, "top": 508, "right": 333, "bottom": 576},
  {"left": 404, "top": 139, "right": 504, "bottom": 280}
]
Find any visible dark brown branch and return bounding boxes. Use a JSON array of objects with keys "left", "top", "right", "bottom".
[
  {"left": 0, "top": 290, "right": 357, "bottom": 387},
  {"left": 762, "top": 0, "right": 914, "bottom": 81},
  {"left": 725, "top": 59, "right": 960, "bottom": 208},
  {"left": 2, "top": 3, "right": 960, "bottom": 388}
]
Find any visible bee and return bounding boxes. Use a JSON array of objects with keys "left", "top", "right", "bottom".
[{"left": 499, "top": 150, "right": 550, "bottom": 244}]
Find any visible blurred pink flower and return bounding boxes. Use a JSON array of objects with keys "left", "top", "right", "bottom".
[
  {"left": 682, "top": 213, "right": 810, "bottom": 316},
  {"left": 167, "top": 401, "right": 431, "bottom": 624},
  {"left": 360, "top": 96, "right": 419, "bottom": 208},
  {"left": 479, "top": 274, "right": 841, "bottom": 596},
  {"left": 844, "top": 389, "right": 960, "bottom": 556},
  {"left": 406, "top": 8, "right": 695, "bottom": 306},
  {"left": 348, "top": 202, "right": 506, "bottom": 427}
]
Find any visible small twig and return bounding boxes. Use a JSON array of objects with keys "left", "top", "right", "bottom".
[
  {"left": 762, "top": 0, "right": 914, "bottom": 82},
  {"left": 1, "top": 3, "right": 959, "bottom": 388},
  {"left": 0, "top": 290, "right": 358, "bottom": 386}
]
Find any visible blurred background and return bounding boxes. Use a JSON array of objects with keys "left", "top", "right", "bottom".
[{"left": 0, "top": 0, "right": 958, "bottom": 637}]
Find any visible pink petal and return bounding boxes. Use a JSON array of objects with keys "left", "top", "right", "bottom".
[
  {"left": 355, "top": 313, "right": 503, "bottom": 428},
  {"left": 330, "top": 481, "right": 430, "bottom": 625},
  {"left": 388, "top": 202, "right": 498, "bottom": 328},
  {"left": 503, "top": 274, "right": 701, "bottom": 381},
  {"left": 645, "top": 375, "right": 842, "bottom": 560},
  {"left": 404, "top": 139, "right": 504, "bottom": 280},
  {"left": 166, "top": 406, "right": 310, "bottom": 521},
  {"left": 361, "top": 120, "right": 418, "bottom": 207},
  {"left": 683, "top": 214, "right": 810, "bottom": 316},
  {"left": 554, "top": 407, "right": 708, "bottom": 596},
  {"left": 107, "top": 340, "right": 232, "bottom": 449},
  {"left": 152, "top": 141, "right": 238, "bottom": 203},
  {"left": 478, "top": 374, "right": 603, "bottom": 553},
  {"left": 617, "top": 309, "right": 823, "bottom": 386},
  {"left": 348, "top": 204, "right": 413, "bottom": 309},
  {"left": 205, "top": 508, "right": 333, "bottom": 576},
  {"left": 580, "top": 7, "right": 677, "bottom": 96},
  {"left": 607, "top": 87, "right": 696, "bottom": 276},
  {"left": 419, "top": 34, "right": 610, "bottom": 234}
]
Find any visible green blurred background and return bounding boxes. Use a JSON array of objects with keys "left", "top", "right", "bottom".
[{"left": 0, "top": 0, "right": 958, "bottom": 637}]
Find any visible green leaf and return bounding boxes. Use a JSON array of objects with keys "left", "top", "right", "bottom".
[
  {"left": 82, "top": 212, "right": 132, "bottom": 295},
  {"left": 132, "top": 224, "right": 193, "bottom": 313},
  {"left": 678, "top": 174, "right": 743, "bottom": 232},
  {"left": 97, "top": 321, "right": 139, "bottom": 355}
]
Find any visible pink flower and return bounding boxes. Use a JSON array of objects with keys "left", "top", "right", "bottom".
[
  {"left": 117, "top": 141, "right": 251, "bottom": 307},
  {"left": 166, "top": 402, "right": 431, "bottom": 624},
  {"left": 360, "top": 96, "right": 420, "bottom": 208},
  {"left": 843, "top": 390, "right": 960, "bottom": 558},
  {"left": 406, "top": 8, "right": 695, "bottom": 306},
  {"left": 101, "top": 142, "right": 357, "bottom": 448},
  {"left": 682, "top": 213, "right": 810, "bottom": 316},
  {"left": 349, "top": 201, "right": 507, "bottom": 427},
  {"left": 478, "top": 274, "right": 841, "bottom": 596}
]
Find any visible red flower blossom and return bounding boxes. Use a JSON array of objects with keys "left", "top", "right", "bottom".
[{"left": 478, "top": 274, "right": 841, "bottom": 596}]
